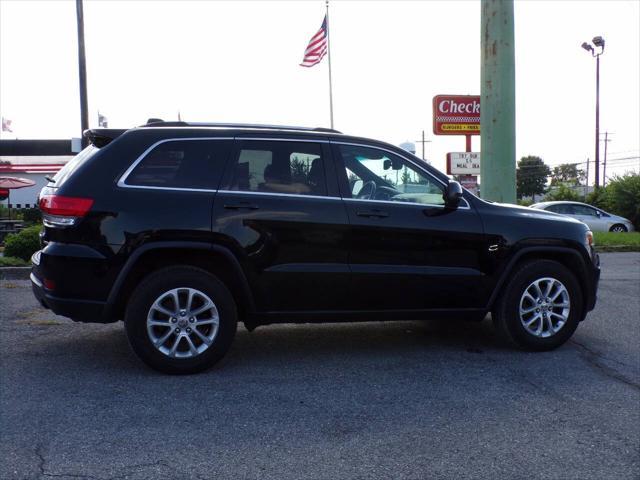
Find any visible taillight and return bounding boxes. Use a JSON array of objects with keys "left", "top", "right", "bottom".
[{"left": 39, "top": 195, "right": 94, "bottom": 228}]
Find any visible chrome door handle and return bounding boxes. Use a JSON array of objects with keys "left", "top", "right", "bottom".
[
  {"left": 223, "top": 203, "right": 260, "bottom": 210},
  {"left": 356, "top": 209, "right": 389, "bottom": 218}
]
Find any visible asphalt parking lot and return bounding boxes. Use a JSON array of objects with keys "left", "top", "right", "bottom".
[{"left": 1, "top": 253, "right": 638, "bottom": 480}]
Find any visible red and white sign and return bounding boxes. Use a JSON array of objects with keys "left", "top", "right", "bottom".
[
  {"left": 458, "top": 175, "right": 479, "bottom": 196},
  {"left": 446, "top": 152, "right": 480, "bottom": 175},
  {"left": 433, "top": 95, "right": 480, "bottom": 136}
]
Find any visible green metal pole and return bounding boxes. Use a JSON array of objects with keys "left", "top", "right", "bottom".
[{"left": 480, "top": 0, "right": 516, "bottom": 203}]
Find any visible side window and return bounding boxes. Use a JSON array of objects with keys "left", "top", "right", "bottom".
[
  {"left": 560, "top": 204, "right": 575, "bottom": 214},
  {"left": 573, "top": 205, "right": 597, "bottom": 216},
  {"left": 548, "top": 204, "right": 569, "bottom": 214},
  {"left": 125, "top": 140, "right": 228, "bottom": 189},
  {"left": 549, "top": 204, "right": 573, "bottom": 214},
  {"left": 229, "top": 141, "right": 327, "bottom": 196},
  {"left": 338, "top": 145, "right": 444, "bottom": 205}
]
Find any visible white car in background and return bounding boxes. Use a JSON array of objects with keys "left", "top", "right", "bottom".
[{"left": 530, "top": 201, "right": 635, "bottom": 232}]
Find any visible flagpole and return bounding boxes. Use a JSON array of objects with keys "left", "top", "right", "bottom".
[
  {"left": 76, "top": 0, "right": 89, "bottom": 147},
  {"left": 326, "top": 0, "right": 334, "bottom": 129}
]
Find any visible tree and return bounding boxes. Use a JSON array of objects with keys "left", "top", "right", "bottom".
[
  {"left": 290, "top": 157, "right": 309, "bottom": 183},
  {"left": 400, "top": 167, "right": 413, "bottom": 185},
  {"left": 544, "top": 184, "right": 580, "bottom": 202},
  {"left": 549, "top": 163, "right": 586, "bottom": 187},
  {"left": 516, "top": 156, "right": 551, "bottom": 199},
  {"left": 586, "top": 188, "right": 608, "bottom": 210}
]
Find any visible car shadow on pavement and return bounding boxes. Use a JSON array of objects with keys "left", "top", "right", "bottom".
[
  {"left": 231, "top": 318, "right": 501, "bottom": 361},
  {"left": 25, "top": 316, "right": 515, "bottom": 375}
]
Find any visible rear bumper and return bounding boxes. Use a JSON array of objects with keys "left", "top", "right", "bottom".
[
  {"left": 31, "top": 247, "right": 116, "bottom": 323},
  {"left": 31, "top": 272, "right": 110, "bottom": 322}
]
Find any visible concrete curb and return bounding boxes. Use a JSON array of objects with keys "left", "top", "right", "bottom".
[{"left": 0, "top": 267, "right": 31, "bottom": 280}]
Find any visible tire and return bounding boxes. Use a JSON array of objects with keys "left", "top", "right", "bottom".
[
  {"left": 610, "top": 224, "right": 628, "bottom": 233},
  {"left": 125, "top": 266, "right": 237, "bottom": 374},
  {"left": 492, "top": 260, "right": 582, "bottom": 351}
]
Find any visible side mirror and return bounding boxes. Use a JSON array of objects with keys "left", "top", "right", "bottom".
[
  {"left": 444, "top": 181, "right": 463, "bottom": 208},
  {"left": 383, "top": 158, "right": 403, "bottom": 170}
]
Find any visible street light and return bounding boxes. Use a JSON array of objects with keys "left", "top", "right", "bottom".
[{"left": 581, "top": 35, "right": 605, "bottom": 188}]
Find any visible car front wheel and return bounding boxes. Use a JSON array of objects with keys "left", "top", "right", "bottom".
[
  {"left": 610, "top": 224, "right": 628, "bottom": 233},
  {"left": 492, "top": 260, "right": 583, "bottom": 351},
  {"left": 125, "top": 266, "right": 237, "bottom": 374}
]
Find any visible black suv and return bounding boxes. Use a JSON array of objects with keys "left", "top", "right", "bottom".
[{"left": 31, "top": 122, "right": 600, "bottom": 374}]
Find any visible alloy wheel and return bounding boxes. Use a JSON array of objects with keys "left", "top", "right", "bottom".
[
  {"left": 146, "top": 288, "right": 219, "bottom": 358},
  {"left": 519, "top": 277, "right": 570, "bottom": 338}
]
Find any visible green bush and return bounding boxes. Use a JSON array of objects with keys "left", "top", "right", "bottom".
[
  {"left": 21, "top": 208, "right": 42, "bottom": 225},
  {"left": 544, "top": 184, "right": 580, "bottom": 202},
  {"left": 517, "top": 199, "right": 534, "bottom": 207},
  {"left": 3, "top": 225, "right": 42, "bottom": 261},
  {"left": 586, "top": 188, "right": 609, "bottom": 210},
  {"left": 605, "top": 174, "right": 640, "bottom": 230}
]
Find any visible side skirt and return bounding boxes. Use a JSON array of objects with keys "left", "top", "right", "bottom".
[{"left": 246, "top": 308, "right": 488, "bottom": 328}]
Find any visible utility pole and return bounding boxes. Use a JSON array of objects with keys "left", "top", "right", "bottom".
[
  {"left": 581, "top": 36, "right": 605, "bottom": 188},
  {"left": 601, "top": 132, "right": 612, "bottom": 187},
  {"left": 480, "top": 0, "right": 516, "bottom": 203},
  {"left": 76, "top": 0, "right": 89, "bottom": 147},
  {"left": 415, "top": 130, "right": 431, "bottom": 161},
  {"left": 595, "top": 52, "right": 600, "bottom": 188},
  {"left": 585, "top": 157, "right": 590, "bottom": 199}
]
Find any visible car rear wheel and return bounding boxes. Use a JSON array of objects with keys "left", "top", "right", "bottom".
[
  {"left": 492, "top": 260, "right": 582, "bottom": 351},
  {"left": 610, "top": 224, "right": 628, "bottom": 233},
  {"left": 125, "top": 266, "right": 237, "bottom": 374}
]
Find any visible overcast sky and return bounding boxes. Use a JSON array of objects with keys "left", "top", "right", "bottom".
[{"left": 1, "top": 0, "right": 639, "bottom": 180}]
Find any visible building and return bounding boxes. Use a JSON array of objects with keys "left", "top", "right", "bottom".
[{"left": 0, "top": 140, "right": 73, "bottom": 208}]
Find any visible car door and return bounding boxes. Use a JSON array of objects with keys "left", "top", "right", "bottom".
[
  {"left": 212, "top": 137, "right": 350, "bottom": 312},
  {"left": 331, "top": 141, "right": 488, "bottom": 311},
  {"left": 570, "top": 204, "right": 603, "bottom": 231},
  {"left": 116, "top": 138, "right": 232, "bottom": 245}
]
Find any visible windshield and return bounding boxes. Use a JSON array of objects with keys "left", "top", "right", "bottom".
[{"left": 49, "top": 146, "right": 99, "bottom": 187}]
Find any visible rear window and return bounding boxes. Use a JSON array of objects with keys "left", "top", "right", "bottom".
[
  {"left": 50, "top": 145, "right": 99, "bottom": 187},
  {"left": 124, "top": 140, "right": 229, "bottom": 190}
]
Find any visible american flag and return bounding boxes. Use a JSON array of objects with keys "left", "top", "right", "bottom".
[
  {"left": 98, "top": 112, "right": 108, "bottom": 128},
  {"left": 300, "top": 15, "right": 328, "bottom": 68},
  {"left": 1, "top": 117, "right": 12, "bottom": 132}
]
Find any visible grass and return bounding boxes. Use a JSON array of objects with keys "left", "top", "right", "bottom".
[
  {"left": 594, "top": 231, "right": 640, "bottom": 252},
  {"left": 0, "top": 256, "right": 29, "bottom": 267}
]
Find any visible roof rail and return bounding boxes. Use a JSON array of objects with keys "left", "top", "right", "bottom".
[{"left": 140, "top": 119, "right": 342, "bottom": 134}]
